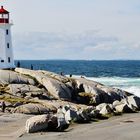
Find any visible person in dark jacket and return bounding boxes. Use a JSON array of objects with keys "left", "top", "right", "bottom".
[
  {"left": 17, "top": 61, "right": 20, "bottom": 68},
  {"left": 1, "top": 101, "right": 6, "bottom": 112}
]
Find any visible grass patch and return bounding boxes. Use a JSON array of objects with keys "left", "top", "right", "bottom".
[
  {"left": 0, "top": 95, "right": 38, "bottom": 104},
  {"left": 114, "top": 112, "right": 123, "bottom": 116}
]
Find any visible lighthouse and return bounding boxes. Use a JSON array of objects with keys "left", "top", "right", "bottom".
[{"left": 0, "top": 6, "right": 15, "bottom": 69}]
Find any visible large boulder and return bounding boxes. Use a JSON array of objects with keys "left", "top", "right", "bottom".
[
  {"left": 96, "top": 103, "right": 113, "bottom": 115},
  {"left": 114, "top": 102, "right": 134, "bottom": 113},
  {"left": 74, "top": 78, "right": 103, "bottom": 94},
  {"left": 76, "top": 108, "right": 91, "bottom": 122},
  {"left": 99, "top": 87, "right": 129, "bottom": 101},
  {"left": 39, "top": 70, "right": 70, "bottom": 83},
  {"left": 47, "top": 115, "right": 58, "bottom": 131},
  {"left": 15, "top": 68, "right": 72, "bottom": 100},
  {"left": 30, "top": 98, "right": 87, "bottom": 115},
  {"left": 41, "top": 77, "right": 72, "bottom": 100},
  {"left": 26, "top": 113, "right": 70, "bottom": 133},
  {"left": 102, "top": 87, "right": 133, "bottom": 103},
  {"left": 25, "top": 114, "right": 50, "bottom": 133},
  {"left": 5, "top": 84, "right": 47, "bottom": 98},
  {"left": 12, "top": 103, "right": 49, "bottom": 114},
  {"left": 74, "top": 78, "right": 131, "bottom": 105},
  {"left": 0, "top": 70, "right": 35, "bottom": 85},
  {"left": 127, "top": 95, "right": 140, "bottom": 110},
  {"left": 65, "top": 108, "right": 80, "bottom": 122}
]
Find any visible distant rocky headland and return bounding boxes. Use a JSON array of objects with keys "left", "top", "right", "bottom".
[{"left": 0, "top": 68, "right": 140, "bottom": 133}]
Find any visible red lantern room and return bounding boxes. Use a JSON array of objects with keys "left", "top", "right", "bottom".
[{"left": 0, "top": 6, "right": 9, "bottom": 23}]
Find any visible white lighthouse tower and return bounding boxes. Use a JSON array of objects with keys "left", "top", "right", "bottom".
[{"left": 0, "top": 6, "right": 15, "bottom": 69}]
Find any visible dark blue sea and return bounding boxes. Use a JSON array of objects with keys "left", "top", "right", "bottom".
[{"left": 15, "top": 60, "right": 140, "bottom": 96}]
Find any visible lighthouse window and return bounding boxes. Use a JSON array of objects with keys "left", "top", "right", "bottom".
[
  {"left": 8, "top": 57, "right": 10, "bottom": 63},
  {"left": 6, "top": 29, "right": 9, "bottom": 35},
  {"left": 7, "top": 43, "right": 10, "bottom": 48},
  {"left": 1, "top": 60, "right": 4, "bottom": 63}
]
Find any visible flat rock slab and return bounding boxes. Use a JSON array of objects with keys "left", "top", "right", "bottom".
[
  {"left": 18, "top": 113, "right": 140, "bottom": 140},
  {"left": 0, "top": 70, "right": 35, "bottom": 85},
  {"left": 0, "top": 113, "right": 32, "bottom": 139}
]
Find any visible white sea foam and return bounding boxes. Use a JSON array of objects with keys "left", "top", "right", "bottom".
[
  {"left": 120, "top": 86, "right": 140, "bottom": 97},
  {"left": 87, "top": 77, "right": 140, "bottom": 97},
  {"left": 86, "top": 77, "right": 140, "bottom": 85}
]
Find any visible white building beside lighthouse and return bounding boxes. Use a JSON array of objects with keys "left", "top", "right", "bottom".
[{"left": 0, "top": 6, "right": 15, "bottom": 69}]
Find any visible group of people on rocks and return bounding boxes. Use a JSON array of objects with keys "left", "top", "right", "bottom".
[
  {"left": 56, "top": 105, "right": 90, "bottom": 131},
  {"left": 17, "top": 61, "right": 33, "bottom": 70},
  {"left": 56, "top": 105, "right": 71, "bottom": 131}
]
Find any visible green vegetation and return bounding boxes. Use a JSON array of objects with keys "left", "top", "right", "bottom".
[{"left": 0, "top": 95, "right": 37, "bottom": 104}]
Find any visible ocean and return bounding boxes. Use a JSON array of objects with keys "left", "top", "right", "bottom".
[{"left": 15, "top": 60, "right": 140, "bottom": 97}]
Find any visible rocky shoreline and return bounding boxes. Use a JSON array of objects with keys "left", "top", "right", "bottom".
[{"left": 0, "top": 68, "right": 140, "bottom": 135}]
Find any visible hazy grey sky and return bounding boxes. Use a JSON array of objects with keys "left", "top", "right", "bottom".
[{"left": 1, "top": 0, "right": 140, "bottom": 60}]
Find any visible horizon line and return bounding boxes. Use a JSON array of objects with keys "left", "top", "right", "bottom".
[{"left": 14, "top": 59, "right": 140, "bottom": 61}]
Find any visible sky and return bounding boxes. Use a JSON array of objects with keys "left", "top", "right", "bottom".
[{"left": 1, "top": 0, "right": 140, "bottom": 60}]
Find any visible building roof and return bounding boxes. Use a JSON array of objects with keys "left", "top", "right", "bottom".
[{"left": 0, "top": 6, "right": 9, "bottom": 14}]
